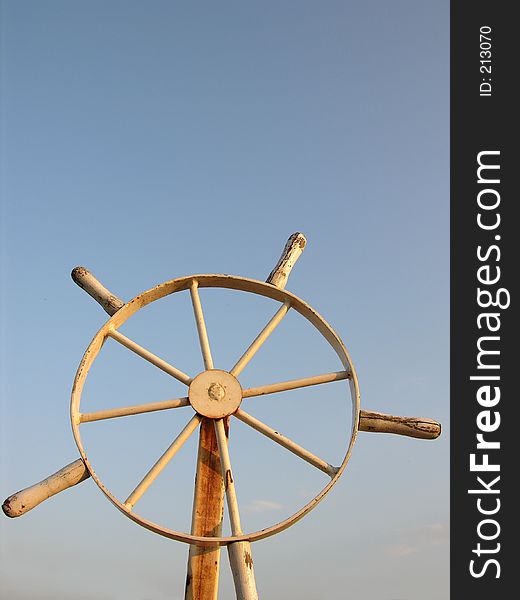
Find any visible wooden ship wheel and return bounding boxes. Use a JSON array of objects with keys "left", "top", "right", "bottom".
[{"left": 3, "top": 233, "right": 441, "bottom": 600}]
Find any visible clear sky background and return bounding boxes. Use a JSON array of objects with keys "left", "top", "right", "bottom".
[{"left": 1, "top": 1, "right": 449, "bottom": 599}]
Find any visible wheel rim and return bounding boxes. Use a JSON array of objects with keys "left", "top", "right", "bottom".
[{"left": 71, "top": 274, "right": 360, "bottom": 546}]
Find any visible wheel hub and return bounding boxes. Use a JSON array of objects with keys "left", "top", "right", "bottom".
[{"left": 188, "top": 369, "right": 243, "bottom": 418}]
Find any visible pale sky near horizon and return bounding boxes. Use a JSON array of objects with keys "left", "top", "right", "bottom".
[{"left": 1, "top": 2, "right": 449, "bottom": 598}]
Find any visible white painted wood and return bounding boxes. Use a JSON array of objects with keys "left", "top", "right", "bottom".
[
  {"left": 359, "top": 410, "right": 441, "bottom": 439},
  {"left": 79, "top": 397, "right": 190, "bottom": 423},
  {"left": 234, "top": 408, "right": 338, "bottom": 477},
  {"left": 71, "top": 266, "right": 125, "bottom": 315},
  {"left": 228, "top": 541, "right": 259, "bottom": 600},
  {"left": 266, "top": 232, "right": 307, "bottom": 289},
  {"left": 2, "top": 459, "right": 90, "bottom": 518},
  {"left": 70, "top": 274, "right": 361, "bottom": 545},
  {"left": 230, "top": 301, "right": 290, "bottom": 377},
  {"left": 213, "top": 419, "right": 243, "bottom": 535},
  {"left": 190, "top": 280, "right": 214, "bottom": 370},
  {"left": 125, "top": 415, "right": 202, "bottom": 509},
  {"left": 189, "top": 370, "right": 243, "bottom": 419},
  {"left": 243, "top": 370, "right": 350, "bottom": 398},
  {"left": 108, "top": 328, "right": 192, "bottom": 385}
]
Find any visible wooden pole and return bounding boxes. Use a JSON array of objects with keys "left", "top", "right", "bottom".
[
  {"left": 266, "top": 233, "right": 306, "bottom": 289},
  {"left": 185, "top": 418, "right": 227, "bottom": 600},
  {"left": 227, "top": 542, "right": 258, "bottom": 600}
]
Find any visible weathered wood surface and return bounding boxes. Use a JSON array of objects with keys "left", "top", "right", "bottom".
[
  {"left": 266, "top": 232, "right": 306, "bottom": 289},
  {"left": 71, "top": 266, "right": 125, "bottom": 315},
  {"left": 230, "top": 301, "right": 290, "bottom": 377},
  {"left": 228, "top": 541, "right": 259, "bottom": 600},
  {"left": 79, "top": 396, "right": 190, "bottom": 423},
  {"left": 214, "top": 418, "right": 258, "bottom": 599},
  {"left": 2, "top": 459, "right": 90, "bottom": 518},
  {"left": 185, "top": 419, "right": 226, "bottom": 600},
  {"left": 359, "top": 410, "right": 441, "bottom": 439}
]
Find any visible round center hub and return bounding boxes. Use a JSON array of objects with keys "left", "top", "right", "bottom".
[
  {"left": 188, "top": 369, "right": 243, "bottom": 419},
  {"left": 208, "top": 382, "right": 226, "bottom": 402}
]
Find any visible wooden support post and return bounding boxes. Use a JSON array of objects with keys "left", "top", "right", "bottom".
[{"left": 185, "top": 418, "right": 227, "bottom": 600}]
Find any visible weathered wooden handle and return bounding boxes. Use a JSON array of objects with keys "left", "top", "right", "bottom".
[
  {"left": 71, "top": 266, "right": 125, "bottom": 315},
  {"left": 266, "top": 232, "right": 307, "bottom": 289},
  {"left": 359, "top": 410, "right": 441, "bottom": 440},
  {"left": 2, "top": 459, "right": 90, "bottom": 518}
]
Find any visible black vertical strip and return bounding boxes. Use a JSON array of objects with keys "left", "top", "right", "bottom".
[{"left": 451, "top": 2, "right": 516, "bottom": 597}]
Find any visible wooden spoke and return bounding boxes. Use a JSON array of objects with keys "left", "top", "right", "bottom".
[
  {"left": 108, "top": 329, "right": 192, "bottom": 386},
  {"left": 234, "top": 408, "right": 338, "bottom": 478},
  {"left": 189, "top": 280, "right": 214, "bottom": 370},
  {"left": 242, "top": 370, "right": 350, "bottom": 399},
  {"left": 214, "top": 418, "right": 243, "bottom": 535},
  {"left": 230, "top": 301, "right": 290, "bottom": 377},
  {"left": 124, "top": 414, "right": 202, "bottom": 509},
  {"left": 79, "top": 397, "right": 190, "bottom": 423}
]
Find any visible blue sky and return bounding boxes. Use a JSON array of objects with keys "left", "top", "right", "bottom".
[{"left": 1, "top": 2, "right": 449, "bottom": 598}]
